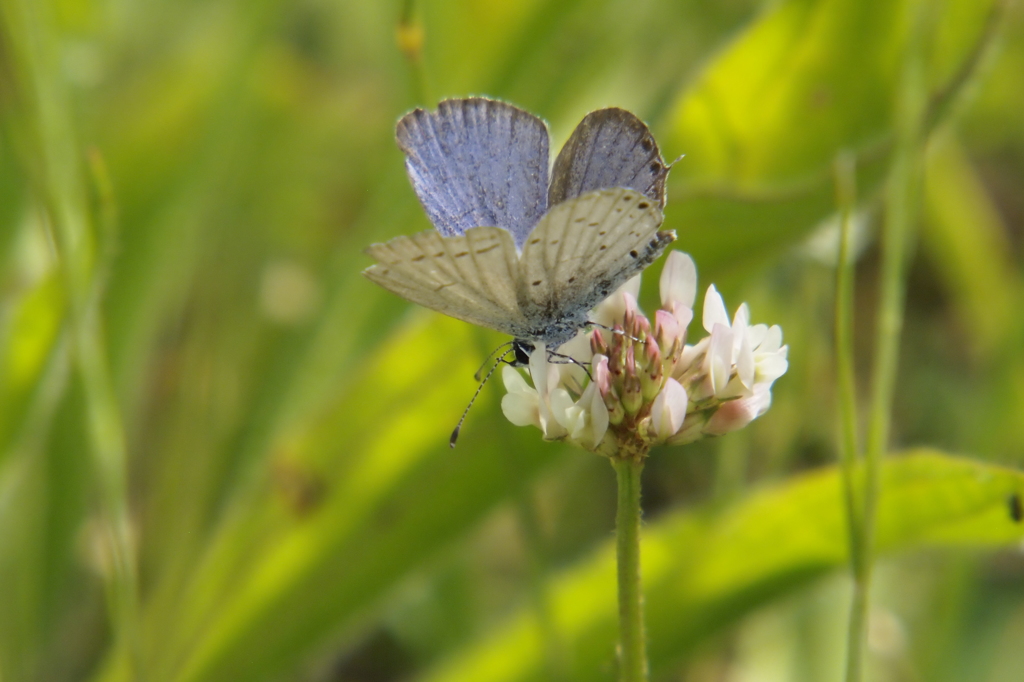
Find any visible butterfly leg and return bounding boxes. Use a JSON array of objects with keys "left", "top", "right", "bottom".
[{"left": 545, "top": 350, "right": 593, "bottom": 382}]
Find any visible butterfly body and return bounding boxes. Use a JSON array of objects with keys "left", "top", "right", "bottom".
[{"left": 364, "top": 98, "right": 676, "bottom": 355}]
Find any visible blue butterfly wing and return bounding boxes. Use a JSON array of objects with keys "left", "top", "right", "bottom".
[
  {"left": 397, "top": 98, "right": 550, "bottom": 249},
  {"left": 548, "top": 108, "right": 669, "bottom": 209}
]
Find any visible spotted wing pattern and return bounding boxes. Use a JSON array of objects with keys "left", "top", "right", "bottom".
[
  {"left": 518, "top": 187, "right": 675, "bottom": 325},
  {"left": 397, "top": 98, "right": 550, "bottom": 249},
  {"left": 548, "top": 108, "right": 670, "bottom": 209},
  {"left": 363, "top": 226, "right": 529, "bottom": 336}
]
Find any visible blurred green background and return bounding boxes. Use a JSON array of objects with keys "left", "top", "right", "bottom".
[{"left": 2, "top": 0, "right": 1024, "bottom": 680}]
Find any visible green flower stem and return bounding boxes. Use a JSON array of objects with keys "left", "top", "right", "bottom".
[
  {"left": 832, "top": 151, "right": 867, "bottom": 682},
  {"left": 833, "top": 150, "right": 861, "bottom": 544},
  {"left": 846, "top": 9, "right": 927, "bottom": 682},
  {"left": 612, "top": 456, "right": 647, "bottom": 682}
]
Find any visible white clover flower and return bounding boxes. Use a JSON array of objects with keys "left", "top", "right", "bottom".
[
  {"left": 500, "top": 251, "right": 788, "bottom": 457},
  {"left": 501, "top": 343, "right": 609, "bottom": 448}
]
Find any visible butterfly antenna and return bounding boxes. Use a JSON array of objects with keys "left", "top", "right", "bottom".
[
  {"left": 473, "top": 341, "right": 514, "bottom": 381},
  {"left": 450, "top": 350, "right": 512, "bottom": 448}
]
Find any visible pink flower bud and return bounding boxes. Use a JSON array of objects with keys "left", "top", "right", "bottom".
[
  {"left": 622, "top": 293, "right": 638, "bottom": 337},
  {"left": 654, "top": 309, "right": 681, "bottom": 349},
  {"left": 609, "top": 328, "right": 625, "bottom": 377},
  {"left": 625, "top": 345, "right": 636, "bottom": 373},
  {"left": 704, "top": 399, "right": 757, "bottom": 435},
  {"left": 592, "top": 354, "right": 611, "bottom": 399},
  {"left": 606, "top": 394, "right": 626, "bottom": 425},
  {"left": 665, "top": 301, "right": 694, "bottom": 335},
  {"left": 704, "top": 387, "right": 771, "bottom": 435},
  {"left": 635, "top": 314, "right": 651, "bottom": 342},
  {"left": 643, "top": 335, "right": 661, "bottom": 368}
]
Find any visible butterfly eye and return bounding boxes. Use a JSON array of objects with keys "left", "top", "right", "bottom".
[{"left": 512, "top": 340, "right": 534, "bottom": 366}]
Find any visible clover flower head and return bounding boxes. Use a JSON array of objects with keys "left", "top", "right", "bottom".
[{"left": 500, "top": 251, "right": 788, "bottom": 458}]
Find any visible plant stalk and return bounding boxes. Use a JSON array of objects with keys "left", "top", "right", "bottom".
[
  {"left": 845, "top": 7, "right": 927, "bottom": 681},
  {"left": 613, "top": 456, "right": 647, "bottom": 682},
  {"left": 833, "top": 151, "right": 868, "bottom": 682}
]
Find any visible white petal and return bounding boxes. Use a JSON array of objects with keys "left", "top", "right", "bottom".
[
  {"left": 678, "top": 338, "right": 708, "bottom": 374},
  {"left": 747, "top": 323, "right": 768, "bottom": 349},
  {"left": 549, "top": 387, "right": 576, "bottom": 430},
  {"left": 737, "top": 329, "right": 755, "bottom": 389},
  {"left": 731, "top": 302, "right": 749, "bottom": 359},
  {"left": 501, "top": 391, "right": 540, "bottom": 428},
  {"left": 718, "top": 374, "right": 751, "bottom": 400},
  {"left": 587, "top": 382, "right": 609, "bottom": 446},
  {"left": 702, "top": 284, "right": 730, "bottom": 332},
  {"left": 760, "top": 325, "right": 783, "bottom": 353},
  {"left": 528, "top": 342, "right": 550, "bottom": 395},
  {"left": 732, "top": 302, "right": 750, "bottom": 330},
  {"left": 526, "top": 343, "right": 568, "bottom": 439},
  {"left": 651, "top": 378, "right": 688, "bottom": 439},
  {"left": 551, "top": 335, "right": 589, "bottom": 393},
  {"left": 752, "top": 384, "right": 773, "bottom": 416},
  {"left": 704, "top": 323, "right": 733, "bottom": 396},
  {"left": 660, "top": 251, "right": 697, "bottom": 309},
  {"left": 755, "top": 352, "right": 789, "bottom": 384},
  {"left": 567, "top": 407, "right": 589, "bottom": 440},
  {"left": 502, "top": 365, "right": 531, "bottom": 394}
]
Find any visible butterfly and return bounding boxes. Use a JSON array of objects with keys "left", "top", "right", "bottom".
[{"left": 363, "top": 97, "right": 676, "bottom": 364}]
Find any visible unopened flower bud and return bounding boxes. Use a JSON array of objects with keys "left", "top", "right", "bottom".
[
  {"left": 662, "top": 336, "right": 682, "bottom": 379},
  {"left": 705, "top": 387, "right": 771, "bottom": 435},
  {"left": 590, "top": 329, "right": 609, "bottom": 356},
  {"left": 609, "top": 326, "right": 626, "bottom": 376},
  {"left": 635, "top": 315, "right": 651, "bottom": 342},
  {"left": 622, "top": 358, "right": 643, "bottom": 415},
  {"left": 640, "top": 337, "right": 663, "bottom": 401},
  {"left": 622, "top": 294, "right": 638, "bottom": 337},
  {"left": 605, "top": 392, "right": 626, "bottom": 425},
  {"left": 654, "top": 309, "right": 680, "bottom": 349},
  {"left": 592, "top": 354, "right": 611, "bottom": 398}
]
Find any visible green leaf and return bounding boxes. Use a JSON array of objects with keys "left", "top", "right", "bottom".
[
  {"left": 921, "top": 134, "right": 1022, "bottom": 359},
  {"left": 420, "top": 450, "right": 1024, "bottom": 682},
  {"left": 660, "top": 0, "right": 1002, "bottom": 278},
  {"left": 92, "top": 314, "right": 569, "bottom": 682}
]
